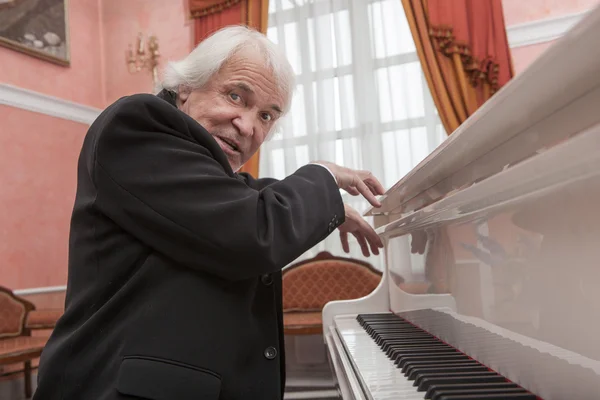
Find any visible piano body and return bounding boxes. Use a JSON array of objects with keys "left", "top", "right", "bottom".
[{"left": 323, "top": 5, "right": 600, "bottom": 400}]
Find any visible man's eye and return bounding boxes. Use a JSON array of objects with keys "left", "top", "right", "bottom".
[
  {"left": 261, "top": 112, "right": 272, "bottom": 122},
  {"left": 229, "top": 93, "right": 241, "bottom": 102}
]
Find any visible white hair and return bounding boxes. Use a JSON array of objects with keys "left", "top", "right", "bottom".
[{"left": 160, "top": 25, "right": 295, "bottom": 137}]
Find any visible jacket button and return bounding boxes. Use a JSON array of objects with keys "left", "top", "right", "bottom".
[
  {"left": 261, "top": 274, "right": 273, "bottom": 286},
  {"left": 264, "top": 346, "right": 277, "bottom": 360}
]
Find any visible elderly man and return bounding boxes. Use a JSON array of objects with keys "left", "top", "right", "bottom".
[{"left": 34, "top": 26, "right": 384, "bottom": 400}]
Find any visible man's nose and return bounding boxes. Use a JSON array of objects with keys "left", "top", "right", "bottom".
[{"left": 232, "top": 112, "right": 254, "bottom": 137}]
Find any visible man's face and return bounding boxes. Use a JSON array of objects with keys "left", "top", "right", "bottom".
[{"left": 178, "top": 51, "right": 285, "bottom": 171}]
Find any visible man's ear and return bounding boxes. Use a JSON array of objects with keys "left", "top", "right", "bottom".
[{"left": 178, "top": 85, "right": 191, "bottom": 104}]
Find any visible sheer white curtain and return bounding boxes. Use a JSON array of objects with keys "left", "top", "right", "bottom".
[{"left": 260, "top": 0, "right": 447, "bottom": 269}]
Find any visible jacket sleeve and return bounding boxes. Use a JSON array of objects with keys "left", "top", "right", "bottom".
[
  {"left": 235, "top": 172, "right": 278, "bottom": 191},
  {"left": 92, "top": 95, "right": 345, "bottom": 280}
]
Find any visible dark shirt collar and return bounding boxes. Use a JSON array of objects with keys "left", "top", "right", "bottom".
[{"left": 156, "top": 89, "right": 178, "bottom": 108}]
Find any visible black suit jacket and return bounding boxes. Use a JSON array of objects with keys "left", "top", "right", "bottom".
[{"left": 34, "top": 90, "right": 344, "bottom": 400}]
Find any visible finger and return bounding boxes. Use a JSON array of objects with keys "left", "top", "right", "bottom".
[
  {"left": 355, "top": 178, "right": 381, "bottom": 207},
  {"left": 352, "top": 231, "right": 370, "bottom": 257},
  {"left": 345, "top": 186, "right": 360, "bottom": 196},
  {"left": 359, "top": 219, "right": 383, "bottom": 252},
  {"left": 364, "top": 174, "right": 386, "bottom": 195},
  {"left": 366, "top": 181, "right": 385, "bottom": 198},
  {"left": 339, "top": 231, "right": 350, "bottom": 253}
]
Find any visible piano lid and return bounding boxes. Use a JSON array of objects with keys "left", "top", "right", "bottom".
[{"left": 366, "top": 4, "right": 600, "bottom": 221}]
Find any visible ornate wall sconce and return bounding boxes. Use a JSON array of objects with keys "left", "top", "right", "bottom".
[{"left": 127, "top": 32, "right": 160, "bottom": 85}]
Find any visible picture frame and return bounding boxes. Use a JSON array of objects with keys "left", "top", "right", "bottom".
[{"left": 0, "top": 0, "right": 70, "bottom": 66}]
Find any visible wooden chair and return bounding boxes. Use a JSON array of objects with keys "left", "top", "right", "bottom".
[
  {"left": 282, "top": 251, "right": 382, "bottom": 335},
  {"left": 0, "top": 286, "right": 48, "bottom": 398}
]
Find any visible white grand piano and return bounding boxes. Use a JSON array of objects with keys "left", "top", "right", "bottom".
[{"left": 323, "top": 5, "right": 600, "bottom": 400}]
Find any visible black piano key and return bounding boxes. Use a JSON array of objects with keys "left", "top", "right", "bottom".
[
  {"left": 418, "top": 374, "right": 508, "bottom": 392},
  {"left": 438, "top": 394, "right": 537, "bottom": 400},
  {"left": 425, "top": 382, "right": 522, "bottom": 399},
  {"left": 407, "top": 365, "right": 490, "bottom": 380},
  {"left": 376, "top": 331, "right": 432, "bottom": 341},
  {"left": 357, "top": 312, "right": 538, "bottom": 400},
  {"left": 384, "top": 341, "right": 446, "bottom": 349},
  {"left": 367, "top": 324, "right": 416, "bottom": 331},
  {"left": 377, "top": 334, "right": 435, "bottom": 346},
  {"left": 357, "top": 313, "right": 397, "bottom": 323},
  {"left": 414, "top": 371, "right": 499, "bottom": 388},
  {"left": 392, "top": 348, "right": 460, "bottom": 359},
  {"left": 431, "top": 387, "right": 529, "bottom": 400},
  {"left": 383, "top": 340, "right": 446, "bottom": 349},
  {"left": 404, "top": 361, "right": 481, "bottom": 376},
  {"left": 390, "top": 347, "right": 459, "bottom": 360},
  {"left": 386, "top": 343, "right": 450, "bottom": 357},
  {"left": 397, "top": 354, "right": 471, "bottom": 368},
  {"left": 376, "top": 330, "right": 431, "bottom": 338}
]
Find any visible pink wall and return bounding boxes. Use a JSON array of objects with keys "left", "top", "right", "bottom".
[
  {"left": 0, "top": 1, "right": 192, "bottom": 292},
  {"left": 101, "top": 0, "right": 194, "bottom": 105},
  {"left": 0, "top": 106, "right": 86, "bottom": 290},
  {"left": 0, "top": 0, "right": 105, "bottom": 108},
  {"left": 503, "top": 0, "right": 600, "bottom": 74},
  {"left": 502, "top": 0, "right": 598, "bottom": 25}
]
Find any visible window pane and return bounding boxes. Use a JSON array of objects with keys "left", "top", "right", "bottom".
[
  {"left": 284, "top": 23, "right": 301, "bottom": 74},
  {"left": 267, "top": 26, "right": 278, "bottom": 44},
  {"left": 369, "top": 0, "right": 415, "bottom": 58},
  {"left": 333, "top": 10, "right": 352, "bottom": 67},
  {"left": 270, "top": 149, "right": 286, "bottom": 180},
  {"left": 295, "top": 145, "right": 310, "bottom": 166},
  {"left": 307, "top": 10, "right": 351, "bottom": 71},
  {"left": 376, "top": 62, "right": 425, "bottom": 122},
  {"left": 334, "top": 138, "right": 359, "bottom": 168},
  {"left": 312, "top": 79, "right": 336, "bottom": 133},
  {"left": 312, "top": 76, "right": 355, "bottom": 134},
  {"left": 291, "top": 85, "right": 307, "bottom": 137},
  {"left": 381, "top": 127, "right": 428, "bottom": 188},
  {"left": 337, "top": 75, "right": 355, "bottom": 130},
  {"left": 308, "top": 14, "right": 335, "bottom": 71}
]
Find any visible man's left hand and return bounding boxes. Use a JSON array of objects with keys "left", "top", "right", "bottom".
[{"left": 338, "top": 204, "right": 384, "bottom": 257}]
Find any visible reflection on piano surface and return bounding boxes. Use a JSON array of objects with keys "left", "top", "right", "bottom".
[{"left": 323, "top": 4, "right": 600, "bottom": 400}]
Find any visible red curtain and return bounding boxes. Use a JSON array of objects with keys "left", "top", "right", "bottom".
[
  {"left": 188, "top": 0, "right": 268, "bottom": 177},
  {"left": 402, "top": 0, "right": 514, "bottom": 134}
]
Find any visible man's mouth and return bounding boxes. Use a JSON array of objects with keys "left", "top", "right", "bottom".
[{"left": 215, "top": 136, "right": 241, "bottom": 154}]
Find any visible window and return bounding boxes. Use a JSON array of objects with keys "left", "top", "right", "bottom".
[{"left": 261, "top": 0, "right": 446, "bottom": 267}]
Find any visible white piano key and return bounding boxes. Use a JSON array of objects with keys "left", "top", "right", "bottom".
[{"left": 336, "top": 316, "right": 426, "bottom": 400}]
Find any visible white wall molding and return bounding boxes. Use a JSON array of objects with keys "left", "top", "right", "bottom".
[
  {"left": 0, "top": 83, "right": 101, "bottom": 125},
  {"left": 507, "top": 11, "right": 589, "bottom": 48},
  {"left": 13, "top": 285, "right": 67, "bottom": 296}
]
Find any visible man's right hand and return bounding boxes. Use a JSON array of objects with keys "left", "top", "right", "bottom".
[{"left": 314, "top": 161, "right": 386, "bottom": 207}]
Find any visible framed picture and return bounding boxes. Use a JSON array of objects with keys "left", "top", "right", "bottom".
[{"left": 0, "top": 0, "right": 69, "bottom": 66}]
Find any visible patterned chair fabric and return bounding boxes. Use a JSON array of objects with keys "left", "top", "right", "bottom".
[
  {"left": 282, "top": 252, "right": 382, "bottom": 334},
  {"left": 283, "top": 254, "right": 382, "bottom": 311},
  {"left": 0, "top": 286, "right": 46, "bottom": 398},
  {"left": 0, "top": 289, "right": 33, "bottom": 339}
]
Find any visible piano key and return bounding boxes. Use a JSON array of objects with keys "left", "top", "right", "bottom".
[
  {"left": 404, "top": 361, "right": 481, "bottom": 376},
  {"left": 413, "top": 371, "right": 500, "bottom": 388},
  {"left": 417, "top": 374, "right": 508, "bottom": 392},
  {"left": 430, "top": 387, "right": 529, "bottom": 400},
  {"left": 407, "top": 365, "right": 490, "bottom": 380},
  {"left": 424, "top": 381, "right": 525, "bottom": 399},
  {"left": 338, "top": 314, "right": 539, "bottom": 400},
  {"left": 382, "top": 340, "right": 448, "bottom": 351},
  {"left": 397, "top": 354, "right": 471, "bottom": 368},
  {"left": 437, "top": 394, "right": 537, "bottom": 400},
  {"left": 390, "top": 347, "right": 460, "bottom": 360}
]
